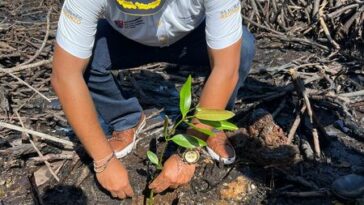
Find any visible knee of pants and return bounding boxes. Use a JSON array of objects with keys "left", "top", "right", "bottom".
[
  {"left": 88, "top": 20, "right": 113, "bottom": 73},
  {"left": 238, "top": 26, "right": 256, "bottom": 85}
]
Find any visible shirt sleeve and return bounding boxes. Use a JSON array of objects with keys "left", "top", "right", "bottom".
[
  {"left": 56, "top": 0, "right": 105, "bottom": 59},
  {"left": 204, "top": 0, "right": 242, "bottom": 50}
]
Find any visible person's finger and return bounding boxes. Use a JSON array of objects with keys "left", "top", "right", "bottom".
[
  {"left": 116, "top": 190, "right": 126, "bottom": 199},
  {"left": 111, "top": 192, "right": 117, "bottom": 198},
  {"left": 170, "top": 183, "right": 179, "bottom": 189},
  {"left": 148, "top": 180, "right": 160, "bottom": 190},
  {"left": 154, "top": 180, "right": 171, "bottom": 193},
  {"left": 149, "top": 174, "right": 164, "bottom": 189},
  {"left": 124, "top": 184, "right": 134, "bottom": 197}
]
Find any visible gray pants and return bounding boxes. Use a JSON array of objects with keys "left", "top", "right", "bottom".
[{"left": 84, "top": 20, "right": 255, "bottom": 132}]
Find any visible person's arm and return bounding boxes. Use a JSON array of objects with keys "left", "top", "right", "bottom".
[
  {"left": 53, "top": 0, "right": 133, "bottom": 198},
  {"left": 199, "top": 39, "right": 241, "bottom": 109},
  {"left": 51, "top": 44, "right": 134, "bottom": 199},
  {"left": 51, "top": 43, "right": 112, "bottom": 162},
  {"left": 200, "top": 0, "right": 243, "bottom": 110}
]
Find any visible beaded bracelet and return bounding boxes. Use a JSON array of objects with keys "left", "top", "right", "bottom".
[{"left": 93, "top": 152, "right": 115, "bottom": 173}]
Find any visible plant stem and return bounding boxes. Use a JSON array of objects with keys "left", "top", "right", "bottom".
[
  {"left": 147, "top": 190, "right": 154, "bottom": 205},
  {"left": 158, "top": 117, "right": 178, "bottom": 164},
  {"left": 163, "top": 117, "right": 169, "bottom": 139},
  {"left": 168, "top": 118, "right": 184, "bottom": 137},
  {"left": 158, "top": 141, "right": 169, "bottom": 165},
  {"left": 149, "top": 115, "right": 189, "bottom": 204},
  {"left": 185, "top": 115, "right": 195, "bottom": 120}
]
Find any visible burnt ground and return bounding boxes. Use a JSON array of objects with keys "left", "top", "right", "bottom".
[
  {"left": 1, "top": 1, "right": 364, "bottom": 205},
  {"left": 1, "top": 42, "right": 364, "bottom": 205}
]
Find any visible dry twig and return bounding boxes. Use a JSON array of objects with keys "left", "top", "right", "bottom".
[
  {"left": 287, "top": 104, "right": 307, "bottom": 144},
  {"left": 20, "top": 8, "right": 52, "bottom": 65},
  {"left": 289, "top": 69, "right": 321, "bottom": 158},
  {"left": 0, "top": 68, "right": 51, "bottom": 102},
  {"left": 0, "top": 58, "right": 52, "bottom": 76},
  {"left": 0, "top": 121, "right": 75, "bottom": 147},
  {"left": 14, "top": 110, "right": 60, "bottom": 182}
]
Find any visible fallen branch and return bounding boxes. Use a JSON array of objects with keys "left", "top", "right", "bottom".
[
  {"left": 146, "top": 108, "right": 164, "bottom": 120},
  {"left": 0, "top": 68, "right": 51, "bottom": 102},
  {"left": 0, "top": 121, "right": 75, "bottom": 147},
  {"left": 287, "top": 104, "right": 307, "bottom": 144},
  {"left": 289, "top": 69, "right": 321, "bottom": 158},
  {"left": 142, "top": 120, "right": 164, "bottom": 133},
  {"left": 20, "top": 8, "right": 52, "bottom": 66},
  {"left": 29, "top": 152, "right": 76, "bottom": 163},
  {"left": 319, "top": 2, "right": 340, "bottom": 50},
  {"left": 339, "top": 90, "right": 364, "bottom": 97},
  {"left": 0, "top": 58, "right": 53, "bottom": 76},
  {"left": 15, "top": 110, "right": 60, "bottom": 182}
]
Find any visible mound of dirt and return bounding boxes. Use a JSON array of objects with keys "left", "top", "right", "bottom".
[{"left": 229, "top": 109, "right": 301, "bottom": 166}]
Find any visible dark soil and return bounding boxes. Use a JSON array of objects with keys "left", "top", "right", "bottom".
[{"left": 2, "top": 45, "right": 363, "bottom": 205}]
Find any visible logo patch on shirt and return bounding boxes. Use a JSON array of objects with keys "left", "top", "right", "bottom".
[
  {"left": 220, "top": 3, "right": 241, "bottom": 19},
  {"left": 116, "top": 0, "right": 161, "bottom": 10},
  {"left": 63, "top": 6, "right": 82, "bottom": 24},
  {"left": 114, "top": 17, "right": 144, "bottom": 29}
]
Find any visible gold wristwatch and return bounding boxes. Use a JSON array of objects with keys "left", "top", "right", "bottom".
[{"left": 178, "top": 148, "right": 200, "bottom": 164}]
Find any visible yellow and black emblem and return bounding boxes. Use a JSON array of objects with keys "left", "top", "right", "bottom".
[{"left": 115, "top": 0, "right": 166, "bottom": 16}]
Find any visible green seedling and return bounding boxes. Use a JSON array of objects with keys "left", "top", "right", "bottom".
[{"left": 146, "top": 75, "right": 238, "bottom": 205}]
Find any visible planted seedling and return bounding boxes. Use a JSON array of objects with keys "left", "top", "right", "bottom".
[{"left": 146, "top": 75, "right": 238, "bottom": 204}]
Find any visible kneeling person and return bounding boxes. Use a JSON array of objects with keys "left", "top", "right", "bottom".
[{"left": 51, "top": 0, "right": 255, "bottom": 199}]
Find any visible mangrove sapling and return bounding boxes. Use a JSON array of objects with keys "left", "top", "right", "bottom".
[{"left": 146, "top": 75, "right": 238, "bottom": 204}]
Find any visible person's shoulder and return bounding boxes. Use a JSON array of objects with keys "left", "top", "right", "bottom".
[{"left": 64, "top": 0, "right": 107, "bottom": 10}]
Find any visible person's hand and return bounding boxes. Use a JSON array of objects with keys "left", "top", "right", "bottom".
[
  {"left": 96, "top": 157, "right": 134, "bottom": 199},
  {"left": 149, "top": 154, "right": 196, "bottom": 193}
]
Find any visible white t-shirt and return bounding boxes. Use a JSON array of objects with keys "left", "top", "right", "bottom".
[{"left": 56, "top": 0, "right": 243, "bottom": 59}]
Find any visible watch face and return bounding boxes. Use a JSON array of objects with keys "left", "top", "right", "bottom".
[{"left": 183, "top": 150, "right": 200, "bottom": 163}]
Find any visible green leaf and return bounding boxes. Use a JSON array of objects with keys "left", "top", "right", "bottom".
[
  {"left": 179, "top": 75, "right": 192, "bottom": 118},
  {"left": 147, "top": 151, "right": 159, "bottom": 166},
  {"left": 185, "top": 121, "right": 214, "bottom": 136},
  {"left": 219, "top": 120, "right": 239, "bottom": 131},
  {"left": 195, "top": 108, "right": 235, "bottom": 121},
  {"left": 170, "top": 134, "right": 207, "bottom": 149},
  {"left": 199, "top": 120, "right": 239, "bottom": 131}
]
